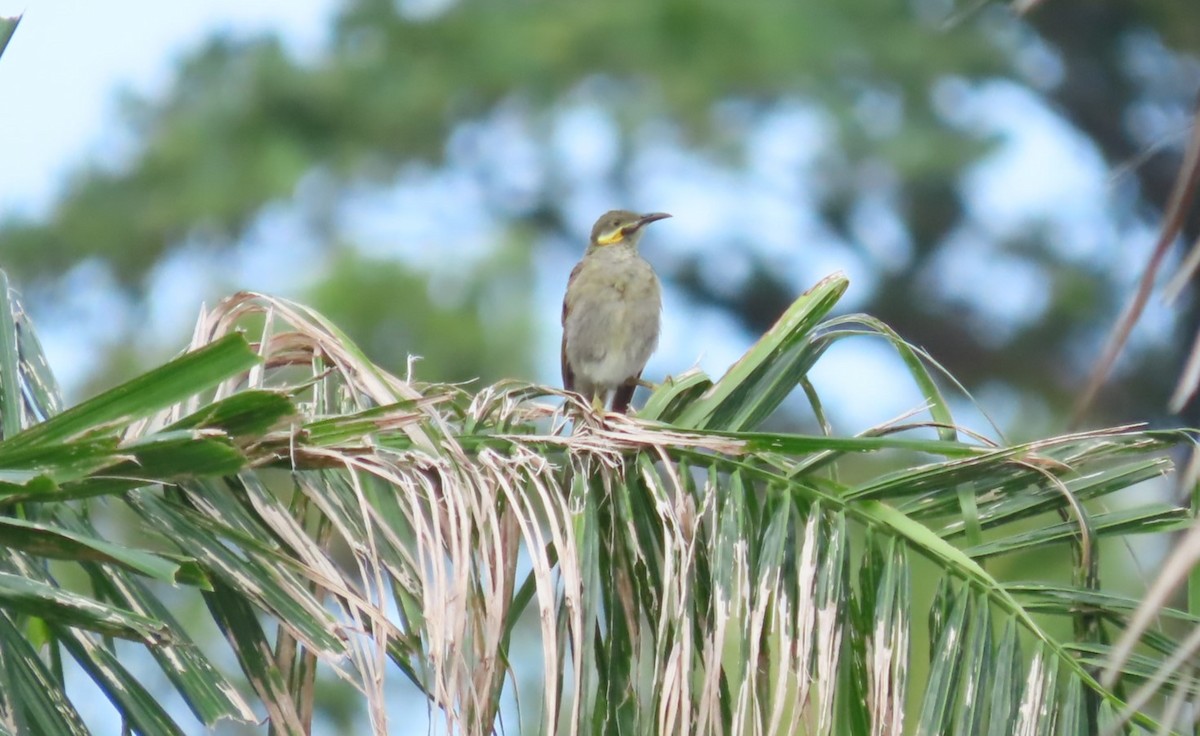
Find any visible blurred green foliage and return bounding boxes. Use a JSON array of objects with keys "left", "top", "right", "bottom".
[
  {"left": 0, "top": 0, "right": 1196, "bottom": 428},
  {"left": 310, "top": 243, "right": 535, "bottom": 383}
]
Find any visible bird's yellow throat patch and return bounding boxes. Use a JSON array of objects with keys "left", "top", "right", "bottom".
[{"left": 595, "top": 227, "right": 626, "bottom": 245}]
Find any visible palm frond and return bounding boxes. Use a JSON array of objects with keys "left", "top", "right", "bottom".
[
  {"left": 0, "top": 274, "right": 260, "bottom": 733},
  {"left": 167, "top": 285, "right": 1189, "bottom": 733},
  {"left": 0, "top": 273, "right": 1191, "bottom": 733}
]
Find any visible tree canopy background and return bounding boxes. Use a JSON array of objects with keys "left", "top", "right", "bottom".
[{"left": 2, "top": 1, "right": 1197, "bottom": 436}]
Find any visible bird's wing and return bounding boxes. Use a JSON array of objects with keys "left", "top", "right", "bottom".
[
  {"left": 561, "top": 340, "right": 575, "bottom": 392},
  {"left": 611, "top": 371, "right": 642, "bottom": 415},
  {"left": 561, "top": 261, "right": 584, "bottom": 391}
]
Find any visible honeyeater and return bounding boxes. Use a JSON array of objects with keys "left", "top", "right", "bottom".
[{"left": 561, "top": 210, "right": 670, "bottom": 413}]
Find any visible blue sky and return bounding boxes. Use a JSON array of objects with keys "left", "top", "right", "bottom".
[{"left": 0, "top": 1, "right": 334, "bottom": 214}]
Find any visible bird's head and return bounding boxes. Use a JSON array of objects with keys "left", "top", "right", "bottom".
[{"left": 590, "top": 210, "right": 671, "bottom": 247}]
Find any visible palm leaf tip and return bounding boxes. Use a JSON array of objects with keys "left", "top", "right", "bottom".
[{"left": 0, "top": 15, "right": 19, "bottom": 60}]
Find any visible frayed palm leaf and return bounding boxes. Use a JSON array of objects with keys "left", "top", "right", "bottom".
[{"left": 0, "top": 273, "right": 1193, "bottom": 734}]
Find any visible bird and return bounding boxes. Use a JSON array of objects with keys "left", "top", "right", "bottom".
[{"left": 561, "top": 210, "right": 670, "bottom": 414}]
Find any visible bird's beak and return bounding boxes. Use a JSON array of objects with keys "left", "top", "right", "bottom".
[{"left": 632, "top": 212, "right": 672, "bottom": 231}]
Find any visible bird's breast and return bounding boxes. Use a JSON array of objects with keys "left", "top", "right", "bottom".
[{"left": 564, "top": 254, "right": 662, "bottom": 388}]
